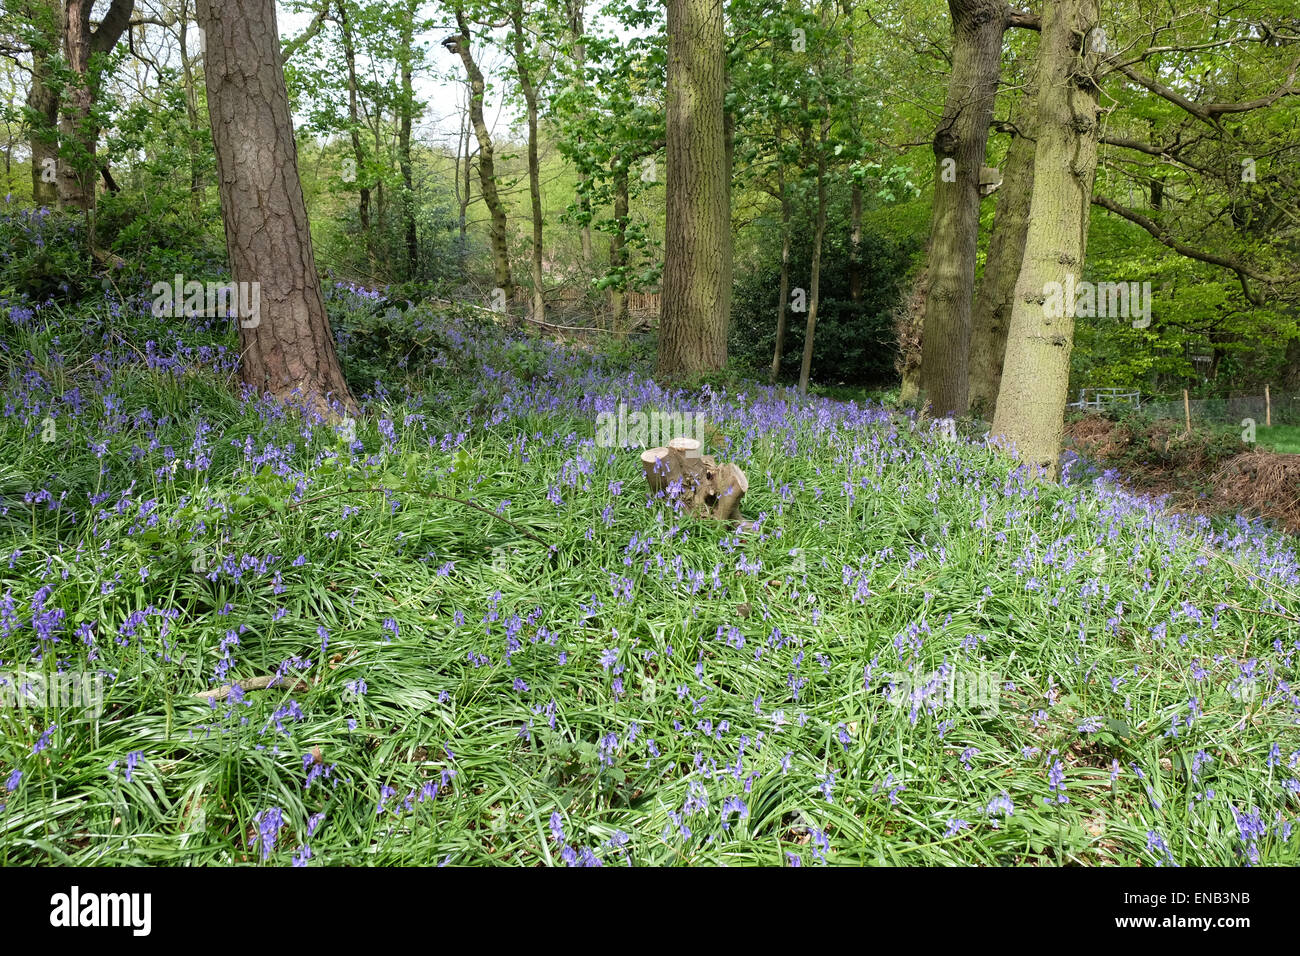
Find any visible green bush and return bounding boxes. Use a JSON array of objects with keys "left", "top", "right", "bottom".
[
  {"left": 729, "top": 211, "right": 917, "bottom": 387},
  {"left": 0, "top": 200, "right": 96, "bottom": 302}
]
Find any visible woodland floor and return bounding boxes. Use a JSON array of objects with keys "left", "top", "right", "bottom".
[{"left": 0, "top": 289, "right": 1297, "bottom": 865}]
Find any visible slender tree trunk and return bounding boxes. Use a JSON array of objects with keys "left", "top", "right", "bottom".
[
  {"left": 337, "top": 2, "right": 372, "bottom": 267},
  {"left": 913, "top": 0, "right": 1008, "bottom": 416},
  {"left": 512, "top": 1, "right": 546, "bottom": 323},
  {"left": 658, "top": 0, "right": 730, "bottom": 378},
  {"left": 448, "top": 10, "right": 513, "bottom": 300},
  {"left": 196, "top": 0, "right": 357, "bottom": 415},
  {"left": 798, "top": 114, "right": 829, "bottom": 395},
  {"left": 968, "top": 103, "right": 1036, "bottom": 420},
  {"left": 565, "top": 0, "right": 594, "bottom": 267},
  {"left": 991, "top": 0, "right": 1101, "bottom": 477},
  {"left": 841, "top": 0, "right": 863, "bottom": 302},
  {"left": 398, "top": 9, "right": 419, "bottom": 278},
  {"left": 454, "top": 89, "right": 471, "bottom": 258},
  {"left": 849, "top": 183, "right": 863, "bottom": 301},
  {"left": 769, "top": 163, "right": 791, "bottom": 385},
  {"left": 609, "top": 158, "right": 629, "bottom": 333},
  {"left": 179, "top": 10, "right": 204, "bottom": 218}
]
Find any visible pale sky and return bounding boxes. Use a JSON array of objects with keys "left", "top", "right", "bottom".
[{"left": 275, "top": 3, "right": 642, "bottom": 150}]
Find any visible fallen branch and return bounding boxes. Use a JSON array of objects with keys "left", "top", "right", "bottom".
[{"left": 195, "top": 674, "right": 309, "bottom": 702}]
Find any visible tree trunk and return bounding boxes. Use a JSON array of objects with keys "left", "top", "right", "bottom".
[
  {"left": 658, "top": 0, "right": 730, "bottom": 378},
  {"left": 54, "top": 0, "right": 136, "bottom": 214},
  {"left": 57, "top": 0, "right": 96, "bottom": 212},
  {"left": 848, "top": 183, "right": 863, "bottom": 301},
  {"left": 897, "top": 265, "right": 926, "bottom": 403},
  {"left": 25, "top": 1, "right": 61, "bottom": 207},
  {"left": 511, "top": 1, "right": 546, "bottom": 324},
  {"left": 967, "top": 103, "right": 1036, "bottom": 421},
  {"left": 914, "top": 0, "right": 1007, "bottom": 416},
  {"left": 455, "top": 89, "right": 471, "bottom": 258},
  {"left": 798, "top": 114, "right": 829, "bottom": 396},
  {"left": 1283, "top": 336, "right": 1300, "bottom": 392},
  {"left": 398, "top": 8, "right": 419, "bottom": 278},
  {"left": 337, "top": 1, "right": 372, "bottom": 263},
  {"left": 178, "top": 12, "right": 204, "bottom": 218},
  {"left": 990, "top": 0, "right": 1101, "bottom": 477},
  {"left": 609, "top": 158, "right": 630, "bottom": 333},
  {"left": 565, "top": 0, "right": 594, "bottom": 267},
  {"left": 769, "top": 163, "right": 791, "bottom": 385},
  {"left": 841, "top": 0, "right": 863, "bottom": 302},
  {"left": 448, "top": 10, "right": 513, "bottom": 300},
  {"left": 196, "top": 0, "right": 357, "bottom": 416}
]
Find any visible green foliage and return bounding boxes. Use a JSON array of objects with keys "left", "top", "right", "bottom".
[
  {"left": 0, "top": 202, "right": 95, "bottom": 302},
  {"left": 730, "top": 198, "right": 920, "bottom": 386}
]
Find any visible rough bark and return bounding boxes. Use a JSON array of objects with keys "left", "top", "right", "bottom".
[
  {"left": 658, "top": 0, "right": 730, "bottom": 378},
  {"left": 913, "top": 0, "right": 1008, "bottom": 416},
  {"left": 990, "top": 0, "right": 1101, "bottom": 477},
  {"left": 968, "top": 101, "right": 1036, "bottom": 420},
  {"left": 446, "top": 10, "right": 513, "bottom": 300},
  {"left": 897, "top": 266, "right": 927, "bottom": 403},
  {"left": 196, "top": 0, "right": 357, "bottom": 416},
  {"left": 56, "top": 0, "right": 95, "bottom": 211}
]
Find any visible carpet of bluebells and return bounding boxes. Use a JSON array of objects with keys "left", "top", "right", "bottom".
[{"left": 1, "top": 275, "right": 1298, "bottom": 866}]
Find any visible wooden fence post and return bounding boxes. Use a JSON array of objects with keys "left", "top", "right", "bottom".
[
  {"left": 1183, "top": 389, "right": 1191, "bottom": 435},
  {"left": 1265, "top": 384, "right": 1272, "bottom": 428}
]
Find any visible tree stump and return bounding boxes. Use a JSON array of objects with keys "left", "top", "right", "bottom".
[{"left": 640, "top": 437, "right": 748, "bottom": 521}]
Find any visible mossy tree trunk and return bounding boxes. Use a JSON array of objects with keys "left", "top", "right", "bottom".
[
  {"left": 968, "top": 103, "right": 1037, "bottom": 421},
  {"left": 991, "top": 0, "right": 1101, "bottom": 477},
  {"left": 913, "top": 0, "right": 1007, "bottom": 416}
]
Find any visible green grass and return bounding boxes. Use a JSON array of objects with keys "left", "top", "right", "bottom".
[
  {"left": 0, "top": 294, "right": 1297, "bottom": 867},
  {"left": 1256, "top": 425, "right": 1300, "bottom": 454}
]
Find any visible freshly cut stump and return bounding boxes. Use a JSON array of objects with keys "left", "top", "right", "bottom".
[{"left": 640, "top": 437, "right": 748, "bottom": 521}]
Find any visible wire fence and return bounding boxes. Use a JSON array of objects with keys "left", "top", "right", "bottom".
[
  {"left": 1139, "top": 392, "right": 1300, "bottom": 429},
  {"left": 1070, "top": 386, "right": 1300, "bottom": 430}
]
